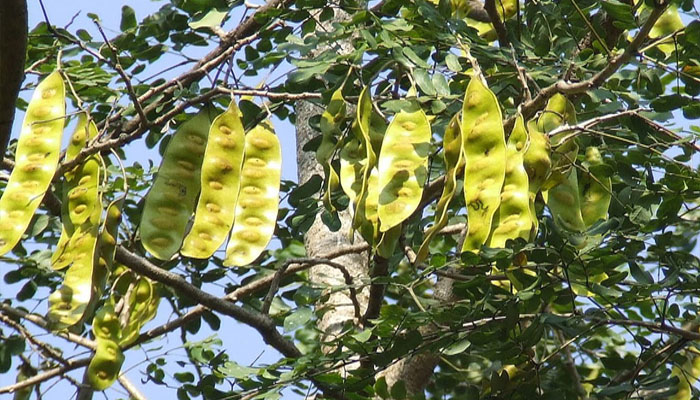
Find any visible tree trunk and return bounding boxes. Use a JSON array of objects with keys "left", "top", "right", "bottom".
[{"left": 0, "top": 0, "right": 28, "bottom": 157}]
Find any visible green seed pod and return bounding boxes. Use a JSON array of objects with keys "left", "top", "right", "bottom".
[
  {"left": 119, "top": 278, "right": 160, "bottom": 347},
  {"left": 181, "top": 102, "right": 246, "bottom": 259},
  {"left": 0, "top": 70, "right": 65, "bottom": 256},
  {"left": 461, "top": 77, "right": 506, "bottom": 253},
  {"left": 140, "top": 109, "right": 211, "bottom": 260},
  {"left": 416, "top": 113, "right": 462, "bottom": 264},
  {"left": 523, "top": 120, "right": 551, "bottom": 238},
  {"left": 579, "top": 146, "right": 611, "bottom": 227},
  {"left": 47, "top": 153, "right": 103, "bottom": 329},
  {"left": 92, "top": 302, "right": 121, "bottom": 342},
  {"left": 224, "top": 121, "right": 281, "bottom": 267},
  {"left": 52, "top": 114, "right": 100, "bottom": 270},
  {"left": 539, "top": 94, "right": 578, "bottom": 190},
  {"left": 87, "top": 339, "right": 125, "bottom": 391},
  {"left": 487, "top": 114, "right": 531, "bottom": 248},
  {"left": 355, "top": 167, "right": 381, "bottom": 245},
  {"left": 546, "top": 170, "right": 587, "bottom": 232},
  {"left": 13, "top": 363, "right": 35, "bottom": 400},
  {"left": 377, "top": 104, "right": 431, "bottom": 232}
]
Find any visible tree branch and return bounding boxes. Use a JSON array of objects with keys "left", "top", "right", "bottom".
[
  {"left": 484, "top": 0, "right": 509, "bottom": 47},
  {"left": 506, "top": 3, "right": 669, "bottom": 132},
  {"left": 0, "top": 0, "right": 28, "bottom": 157}
]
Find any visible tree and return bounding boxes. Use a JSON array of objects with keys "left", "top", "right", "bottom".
[{"left": 1, "top": 0, "right": 700, "bottom": 398}]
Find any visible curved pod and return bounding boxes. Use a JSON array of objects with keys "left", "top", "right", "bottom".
[
  {"left": 140, "top": 109, "right": 211, "bottom": 260},
  {"left": 523, "top": 120, "right": 551, "bottom": 238},
  {"left": 87, "top": 339, "right": 125, "bottom": 390},
  {"left": 181, "top": 102, "right": 246, "bottom": 258},
  {"left": 224, "top": 121, "right": 281, "bottom": 267},
  {"left": 376, "top": 105, "right": 431, "bottom": 232},
  {"left": 0, "top": 70, "right": 65, "bottom": 256},
  {"left": 461, "top": 77, "right": 506, "bottom": 252},
  {"left": 416, "top": 113, "right": 462, "bottom": 264}
]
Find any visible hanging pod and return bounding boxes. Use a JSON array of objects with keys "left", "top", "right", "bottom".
[
  {"left": 376, "top": 102, "right": 431, "bottom": 232},
  {"left": 140, "top": 109, "right": 212, "bottom": 260},
  {"left": 224, "top": 121, "right": 281, "bottom": 267},
  {"left": 487, "top": 114, "right": 531, "bottom": 248},
  {"left": 0, "top": 70, "right": 65, "bottom": 256},
  {"left": 52, "top": 115, "right": 100, "bottom": 270},
  {"left": 317, "top": 89, "right": 346, "bottom": 212},
  {"left": 523, "top": 120, "right": 551, "bottom": 239},
  {"left": 578, "top": 146, "right": 612, "bottom": 228},
  {"left": 181, "top": 102, "right": 246, "bottom": 259},
  {"left": 47, "top": 151, "right": 103, "bottom": 330},
  {"left": 415, "top": 113, "right": 462, "bottom": 264},
  {"left": 461, "top": 77, "right": 507, "bottom": 253}
]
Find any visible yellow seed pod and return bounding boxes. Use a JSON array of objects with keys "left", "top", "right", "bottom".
[
  {"left": 376, "top": 104, "right": 431, "bottom": 232},
  {"left": 415, "top": 113, "right": 462, "bottom": 264},
  {"left": 523, "top": 120, "right": 551, "bottom": 238},
  {"left": 224, "top": 121, "right": 281, "bottom": 267},
  {"left": 339, "top": 136, "right": 366, "bottom": 205},
  {"left": 47, "top": 150, "right": 103, "bottom": 329},
  {"left": 119, "top": 278, "right": 160, "bottom": 347},
  {"left": 579, "top": 146, "right": 611, "bottom": 227},
  {"left": 669, "top": 355, "right": 700, "bottom": 400},
  {"left": 352, "top": 87, "right": 381, "bottom": 233},
  {"left": 52, "top": 115, "right": 100, "bottom": 270},
  {"left": 318, "top": 89, "right": 346, "bottom": 212},
  {"left": 461, "top": 77, "right": 506, "bottom": 253},
  {"left": 355, "top": 167, "right": 381, "bottom": 245},
  {"left": 0, "top": 70, "right": 65, "bottom": 256},
  {"left": 87, "top": 339, "right": 125, "bottom": 391},
  {"left": 140, "top": 109, "right": 211, "bottom": 260},
  {"left": 487, "top": 114, "right": 531, "bottom": 248},
  {"left": 181, "top": 102, "right": 246, "bottom": 259},
  {"left": 644, "top": 3, "right": 684, "bottom": 55}
]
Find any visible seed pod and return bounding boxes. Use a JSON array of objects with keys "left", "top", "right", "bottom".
[
  {"left": 461, "top": 77, "right": 506, "bottom": 253},
  {"left": 52, "top": 114, "right": 100, "bottom": 270},
  {"left": 523, "top": 120, "right": 551, "bottom": 238},
  {"left": 92, "top": 303, "right": 121, "bottom": 342},
  {"left": 87, "top": 339, "right": 125, "bottom": 391},
  {"left": 318, "top": 89, "right": 346, "bottom": 212},
  {"left": 140, "top": 109, "right": 211, "bottom": 260},
  {"left": 376, "top": 103, "right": 431, "bottom": 232},
  {"left": 416, "top": 113, "right": 462, "bottom": 264},
  {"left": 487, "top": 114, "right": 531, "bottom": 247},
  {"left": 0, "top": 70, "right": 65, "bottom": 256},
  {"left": 224, "top": 121, "right": 281, "bottom": 267},
  {"left": 579, "top": 146, "right": 611, "bottom": 227},
  {"left": 352, "top": 87, "right": 381, "bottom": 234},
  {"left": 119, "top": 278, "right": 160, "bottom": 346},
  {"left": 47, "top": 153, "right": 103, "bottom": 329},
  {"left": 539, "top": 94, "right": 578, "bottom": 190},
  {"left": 339, "top": 135, "right": 366, "bottom": 205},
  {"left": 13, "top": 363, "right": 36, "bottom": 400},
  {"left": 181, "top": 102, "right": 246, "bottom": 259},
  {"left": 546, "top": 169, "right": 587, "bottom": 232}
]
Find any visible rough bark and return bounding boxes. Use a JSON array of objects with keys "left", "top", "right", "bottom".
[
  {"left": 0, "top": 0, "right": 28, "bottom": 158},
  {"left": 295, "top": 98, "right": 370, "bottom": 350}
]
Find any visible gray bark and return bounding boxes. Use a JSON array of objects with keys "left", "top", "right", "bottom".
[{"left": 0, "top": 0, "right": 28, "bottom": 158}]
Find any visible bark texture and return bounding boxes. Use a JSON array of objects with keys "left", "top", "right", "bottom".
[{"left": 0, "top": 0, "right": 28, "bottom": 158}]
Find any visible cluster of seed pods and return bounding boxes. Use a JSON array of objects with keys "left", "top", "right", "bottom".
[
  {"left": 47, "top": 116, "right": 104, "bottom": 329},
  {"left": 88, "top": 273, "right": 159, "bottom": 390},
  {"left": 140, "top": 109, "right": 212, "bottom": 260},
  {"left": 0, "top": 71, "right": 65, "bottom": 256},
  {"left": 181, "top": 102, "right": 246, "bottom": 259}
]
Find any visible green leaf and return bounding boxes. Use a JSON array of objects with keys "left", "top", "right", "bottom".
[
  {"left": 189, "top": 9, "right": 228, "bottom": 30},
  {"left": 445, "top": 53, "right": 462, "bottom": 72},
  {"left": 283, "top": 308, "right": 312, "bottom": 332},
  {"left": 600, "top": 0, "right": 636, "bottom": 29},
  {"left": 414, "top": 69, "right": 436, "bottom": 96},
  {"left": 120, "top": 6, "right": 137, "bottom": 31},
  {"left": 628, "top": 261, "right": 653, "bottom": 284}
]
